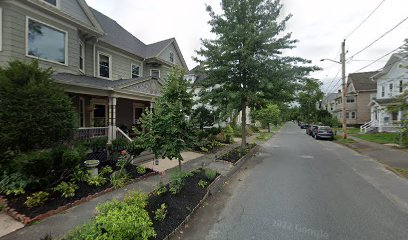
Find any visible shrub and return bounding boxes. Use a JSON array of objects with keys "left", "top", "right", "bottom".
[
  {"left": 111, "top": 138, "right": 129, "bottom": 151},
  {"left": 61, "top": 149, "right": 82, "bottom": 171},
  {"left": 136, "top": 166, "right": 147, "bottom": 175},
  {"left": 54, "top": 182, "right": 78, "bottom": 198},
  {"left": 155, "top": 181, "right": 167, "bottom": 196},
  {"left": 224, "top": 125, "right": 234, "bottom": 143},
  {"left": 110, "top": 171, "right": 129, "bottom": 189},
  {"left": 86, "top": 175, "right": 107, "bottom": 187},
  {"left": 204, "top": 168, "right": 217, "bottom": 181},
  {"left": 0, "top": 60, "right": 76, "bottom": 153},
  {"left": 86, "top": 137, "right": 107, "bottom": 152},
  {"left": 198, "top": 180, "right": 208, "bottom": 189},
  {"left": 25, "top": 191, "right": 49, "bottom": 208},
  {"left": 154, "top": 203, "right": 167, "bottom": 222},
  {"left": 126, "top": 138, "right": 146, "bottom": 156},
  {"left": 169, "top": 171, "right": 192, "bottom": 195},
  {"left": 0, "top": 172, "right": 31, "bottom": 196},
  {"left": 70, "top": 166, "right": 88, "bottom": 183},
  {"left": 95, "top": 192, "right": 155, "bottom": 240},
  {"left": 99, "top": 166, "right": 113, "bottom": 178}
]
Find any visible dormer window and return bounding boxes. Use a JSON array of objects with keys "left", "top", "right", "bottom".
[
  {"left": 169, "top": 52, "right": 174, "bottom": 63},
  {"left": 150, "top": 69, "right": 160, "bottom": 78},
  {"left": 43, "top": 0, "right": 60, "bottom": 8}
]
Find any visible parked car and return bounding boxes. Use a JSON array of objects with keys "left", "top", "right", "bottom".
[
  {"left": 309, "top": 125, "right": 319, "bottom": 136},
  {"left": 300, "top": 123, "right": 309, "bottom": 129},
  {"left": 314, "top": 126, "right": 334, "bottom": 140}
]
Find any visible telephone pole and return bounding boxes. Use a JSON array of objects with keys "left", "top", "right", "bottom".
[{"left": 341, "top": 40, "right": 348, "bottom": 139}]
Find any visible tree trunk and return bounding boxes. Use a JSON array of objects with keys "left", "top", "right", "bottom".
[
  {"left": 268, "top": 123, "right": 271, "bottom": 133},
  {"left": 178, "top": 159, "right": 182, "bottom": 172},
  {"left": 241, "top": 102, "right": 247, "bottom": 153}
]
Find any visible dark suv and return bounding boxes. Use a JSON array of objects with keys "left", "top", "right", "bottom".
[{"left": 314, "top": 126, "right": 334, "bottom": 140}]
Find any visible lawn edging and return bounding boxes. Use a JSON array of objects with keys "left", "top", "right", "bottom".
[
  {"left": 0, "top": 170, "right": 158, "bottom": 225},
  {"left": 161, "top": 144, "right": 261, "bottom": 240}
]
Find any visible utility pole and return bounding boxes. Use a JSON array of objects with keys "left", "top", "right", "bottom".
[{"left": 341, "top": 40, "right": 348, "bottom": 139}]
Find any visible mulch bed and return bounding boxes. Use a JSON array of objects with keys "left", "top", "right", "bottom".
[
  {"left": 218, "top": 143, "right": 256, "bottom": 164},
  {"left": 146, "top": 169, "right": 216, "bottom": 240},
  {"left": 3, "top": 162, "right": 154, "bottom": 219}
]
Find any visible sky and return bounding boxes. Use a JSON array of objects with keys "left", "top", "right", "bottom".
[{"left": 86, "top": 0, "right": 408, "bottom": 95}]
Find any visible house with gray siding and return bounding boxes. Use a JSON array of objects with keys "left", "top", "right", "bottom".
[{"left": 0, "top": 0, "right": 188, "bottom": 142}]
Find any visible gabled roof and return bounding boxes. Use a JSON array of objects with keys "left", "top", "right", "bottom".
[
  {"left": 90, "top": 8, "right": 186, "bottom": 68},
  {"left": 347, "top": 71, "right": 379, "bottom": 91},
  {"left": 188, "top": 65, "right": 207, "bottom": 85},
  {"left": 324, "top": 93, "right": 337, "bottom": 102},
  {"left": 53, "top": 73, "right": 142, "bottom": 89},
  {"left": 373, "top": 52, "right": 408, "bottom": 79}
]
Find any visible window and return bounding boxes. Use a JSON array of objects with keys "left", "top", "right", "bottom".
[
  {"left": 43, "top": 0, "right": 59, "bottom": 7},
  {"left": 27, "top": 18, "right": 67, "bottom": 65},
  {"left": 389, "top": 83, "right": 393, "bottom": 95},
  {"left": 79, "top": 41, "right": 85, "bottom": 72},
  {"left": 150, "top": 69, "right": 160, "bottom": 78},
  {"left": 400, "top": 80, "right": 404, "bottom": 93},
  {"left": 346, "top": 112, "right": 350, "bottom": 119},
  {"left": 131, "top": 64, "right": 140, "bottom": 78},
  {"left": 346, "top": 97, "right": 355, "bottom": 103},
  {"left": 98, "top": 52, "right": 111, "bottom": 79},
  {"left": 0, "top": 8, "right": 2, "bottom": 52},
  {"left": 169, "top": 52, "right": 174, "bottom": 63},
  {"left": 381, "top": 86, "right": 385, "bottom": 97},
  {"left": 351, "top": 112, "right": 356, "bottom": 119},
  {"left": 392, "top": 112, "right": 399, "bottom": 121}
]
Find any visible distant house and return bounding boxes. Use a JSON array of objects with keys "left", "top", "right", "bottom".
[
  {"left": 333, "top": 71, "right": 378, "bottom": 126},
  {"left": 366, "top": 53, "right": 408, "bottom": 132},
  {"left": 0, "top": 0, "right": 188, "bottom": 142},
  {"left": 320, "top": 93, "right": 339, "bottom": 114}
]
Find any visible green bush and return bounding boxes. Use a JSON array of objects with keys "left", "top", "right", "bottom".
[
  {"left": 0, "top": 60, "right": 76, "bottom": 153},
  {"left": 136, "top": 166, "right": 147, "bottom": 175},
  {"left": 0, "top": 171, "right": 31, "bottom": 196},
  {"left": 110, "top": 171, "right": 129, "bottom": 189},
  {"left": 86, "top": 137, "right": 107, "bottom": 152},
  {"left": 70, "top": 166, "right": 88, "bottom": 183},
  {"left": 111, "top": 138, "right": 129, "bottom": 151},
  {"left": 126, "top": 138, "right": 145, "bottom": 156},
  {"left": 204, "top": 168, "right": 217, "bottom": 181},
  {"left": 224, "top": 125, "right": 234, "bottom": 143},
  {"left": 86, "top": 175, "right": 107, "bottom": 187},
  {"left": 24, "top": 191, "right": 49, "bottom": 208},
  {"left": 12, "top": 151, "right": 53, "bottom": 181},
  {"left": 99, "top": 166, "right": 113, "bottom": 178},
  {"left": 169, "top": 171, "right": 192, "bottom": 195},
  {"left": 154, "top": 203, "right": 167, "bottom": 222},
  {"left": 61, "top": 149, "right": 82, "bottom": 171},
  {"left": 198, "top": 179, "right": 208, "bottom": 188},
  {"left": 54, "top": 182, "right": 78, "bottom": 198},
  {"left": 155, "top": 182, "right": 167, "bottom": 196}
]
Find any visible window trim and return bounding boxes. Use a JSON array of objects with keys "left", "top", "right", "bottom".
[
  {"left": 97, "top": 51, "right": 112, "bottom": 80},
  {"left": 381, "top": 86, "right": 385, "bottom": 97},
  {"left": 131, "top": 63, "right": 140, "bottom": 78},
  {"left": 0, "top": 8, "right": 2, "bottom": 52},
  {"left": 351, "top": 112, "right": 356, "bottom": 119},
  {"left": 25, "top": 16, "right": 68, "bottom": 66},
  {"left": 42, "top": 0, "right": 61, "bottom": 9},
  {"left": 79, "top": 40, "right": 85, "bottom": 73},
  {"left": 150, "top": 69, "right": 160, "bottom": 78}
]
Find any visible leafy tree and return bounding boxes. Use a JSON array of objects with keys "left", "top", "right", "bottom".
[
  {"left": 195, "top": 0, "right": 318, "bottom": 151},
  {"left": 191, "top": 106, "right": 215, "bottom": 130},
  {"left": 388, "top": 90, "right": 408, "bottom": 146},
  {"left": 140, "top": 67, "right": 194, "bottom": 171},
  {"left": 0, "top": 60, "right": 76, "bottom": 153},
  {"left": 251, "top": 104, "right": 281, "bottom": 132},
  {"left": 298, "top": 79, "right": 323, "bottom": 123}
]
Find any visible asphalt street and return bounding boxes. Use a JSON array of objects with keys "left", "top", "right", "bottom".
[{"left": 175, "top": 123, "right": 408, "bottom": 240}]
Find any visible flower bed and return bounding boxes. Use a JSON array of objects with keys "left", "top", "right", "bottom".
[
  {"left": 1, "top": 164, "right": 156, "bottom": 224},
  {"left": 217, "top": 143, "right": 257, "bottom": 164}
]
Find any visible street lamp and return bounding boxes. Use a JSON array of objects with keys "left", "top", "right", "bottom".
[{"left": 320, "top": 40, "right": 348, "bottom": 139}]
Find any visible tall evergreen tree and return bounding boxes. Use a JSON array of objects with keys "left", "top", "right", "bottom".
[{"left": 195, "top": 0, "right": 319, "bottom": 151}]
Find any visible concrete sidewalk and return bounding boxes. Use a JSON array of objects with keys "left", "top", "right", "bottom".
[
  {"left": 0, "top": 142, "right": 242, "bottom": 240},
  {"left": 347, "top": 136, "right": 408, "bottom": 169}
]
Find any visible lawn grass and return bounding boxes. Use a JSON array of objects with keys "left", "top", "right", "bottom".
[
  {"left": 352, "top": 132, "right": 398, "bottom": 144},
  {"left": 393, "top": 168, "right": 408, "bottom": 179},
  {"left": 334, "top": 135, "right": 356, "bottom": 144},
  {"left": 256, "top": 132, "right": 273, "bottom": 141}
]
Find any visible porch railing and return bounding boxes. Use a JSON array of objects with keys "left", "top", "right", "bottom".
[
  {"left": 116, "top": 127, "right": 133, "bottom": 142},
  {"left": 76, "top": 127, "right": 109, "bottom": 141}
]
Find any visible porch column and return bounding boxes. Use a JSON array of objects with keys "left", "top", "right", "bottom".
[
  {"left": 150, "top": 102, "right": 155, "bottom": 113},
  {"left": 108, "top": 97, "right": 117, "bottom": 144},
  {"left": 378, "top": 109, "right": 383, "bottom": 133}
]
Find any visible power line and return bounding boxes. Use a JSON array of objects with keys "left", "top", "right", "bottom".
[
  {"left": 320, "top": 48, "right": 341, "bottom": 94},
  {"left": 352, "top": 43, "right": 407, "bottom": 73},
  {"left": 324, "top": 67, "right": 342, "bottom": 94},
  {"left": 344, "top": 0, "right": 386, "bottom": 39},
  {"left": 348, "top": 15, "right": 408, "bottom": 59}
]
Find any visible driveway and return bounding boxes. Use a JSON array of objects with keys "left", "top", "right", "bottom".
[{"left": 175, "top": 123, "right": 408, "bottom": 240}]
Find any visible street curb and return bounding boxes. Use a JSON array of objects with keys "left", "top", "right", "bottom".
[
  {"left": 161, "top": 144, "right": 261, "bottom": 240},
  {"left": 0, "top": 170, "right": 158, "bottom": 225}
]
